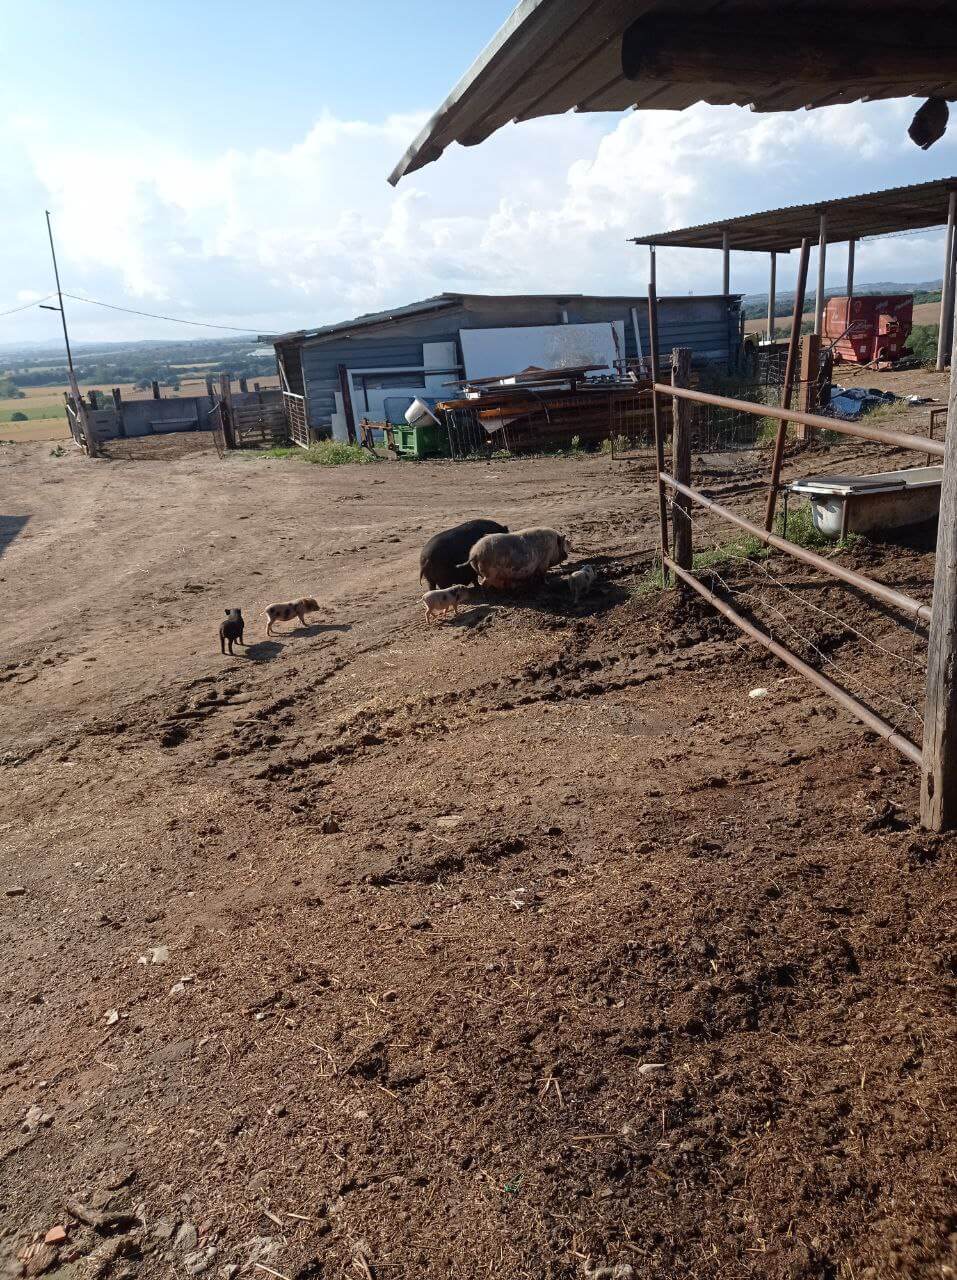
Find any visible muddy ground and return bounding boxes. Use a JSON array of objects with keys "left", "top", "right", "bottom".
[{"left": 0, "top": 376, "right": 954, "bottom": 1280}]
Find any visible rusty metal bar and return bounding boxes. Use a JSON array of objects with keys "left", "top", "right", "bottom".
[
  {"left": 765, "top": 238, "right": 810, "bottom": 529},
  {"left": 647, "top": 283, "right": 670, "bottom": 577},
  {"left": 655, "top": 383, "right": 946, "bottom": 458},
  {"left": 663, "top": 555, "right": 922, "bottom": 767},
  {"left": 660, "top": 471, "right": 931, "bottom": 623}
]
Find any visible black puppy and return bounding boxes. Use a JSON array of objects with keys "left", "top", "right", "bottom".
[{"left": 219, "top": 608, "right": 245, "bottom": 655}]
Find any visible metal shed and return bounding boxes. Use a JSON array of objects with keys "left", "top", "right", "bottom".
[{"left": 267, "top": 291, "right": 743, "bottom": 443}]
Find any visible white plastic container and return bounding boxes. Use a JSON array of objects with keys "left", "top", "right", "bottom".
[{"left": 405, "top": 397, "right": 440, "bottom": 427}]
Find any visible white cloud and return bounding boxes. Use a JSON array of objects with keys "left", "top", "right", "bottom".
[{"left": 2, "top": 96, "right": 956, "bottom": 344}]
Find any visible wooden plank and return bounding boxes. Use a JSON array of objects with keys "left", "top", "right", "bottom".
[
  {"left": 219, "top": 373, "right": 236, "bottom": 450},
  {"left": 797, "top": 332, "right": 822, "bottom": 436},
  {"left": 670, "top": 347, "right": 692, "bottom": 572},
  {"left": 337, "top": 364, "right": 357, "bottom": 443},
  {"left": 921, "top": 304, "right": 957, "bottom": 828}
]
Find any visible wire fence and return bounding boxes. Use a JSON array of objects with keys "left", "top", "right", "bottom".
[{"left": 663, "top": 492, "right": 928, "bottom": 743}]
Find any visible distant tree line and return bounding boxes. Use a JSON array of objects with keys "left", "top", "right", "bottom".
[
  {"left": 0, "top": 336, "right": 275, "bottom": 391},
  {"left": 743, "top": 286, "right": 943, "bottom": 321}
]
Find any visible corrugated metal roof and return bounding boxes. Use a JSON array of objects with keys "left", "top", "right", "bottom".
[
  {"left": 631, "top": 177, "right": 957, "bottom": 253},
  {"left": 388, "top": 0, "right": 957, "bottom": 184},
  {"left": 266, "top": 290, "right": 741, "bottom": 347},
  {"left": 267, "top": 294, "right": 462, "bottom": 346}
]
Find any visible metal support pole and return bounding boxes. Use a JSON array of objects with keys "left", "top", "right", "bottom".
[
  {"left": 647, "top": 283, "right": 670, "bottom": 578},
  {"left": 764, "top": 238, "right": 810, "bottom": 530},
  {"left": 814, "top": 213, "right": 827, "bottom": 335},
  {"left": 767, "top": 251, "right": 776, "bottom": 342},
  {"left": 922, "top": 281, "right": 957, "bottom": 828},
  {"left": 939, "top": 191, "right": 957, "bottom": 370},
  {"left": 722, "top": 229, "right": 730, "bottom": 296},
  {"left": 648, "top": 245, "right": 657, "bottom": 290},
  {"left": 846, "top": 237, "right": 856, "bottom": 301}
]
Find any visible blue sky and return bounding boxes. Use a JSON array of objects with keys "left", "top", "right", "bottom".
[{"left": 2, "top": 0, "right": 957, "bottom": 344}]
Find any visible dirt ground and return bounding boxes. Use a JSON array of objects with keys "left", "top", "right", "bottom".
[{"left": 0, "top": 376, "right": 954, "bottom": 1280}]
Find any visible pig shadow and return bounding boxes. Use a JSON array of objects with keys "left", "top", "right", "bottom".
[
  {"left": 481, "top": 575, "right": 626, "bottom": 619},
  {"left": 448, "top": 605, "right": 495, "bottom": 628},
  {"left": 297, "top": 623, "right": 352, "bottom": 637},
  {"left": 241, "top": 640, "right": 284, "bottom": 663}
]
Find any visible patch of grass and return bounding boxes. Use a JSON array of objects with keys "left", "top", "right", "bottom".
[
  {"left": 240, "top": 441, "right": 378, "bottom": 465},
  {"left": 692, "top": 534, "right": 770, "bottom": 573},
  {"left": 633, "top": 565, "right": 669, "bottom": 596},
  {"left": 777, "top": 500, "right": 860, "bottom": 551},
  {"left": 49, "top": 444, "right": 67, "bottom": 458},
  {"left": 0, "top": 401, "right": 64, "bottom": 423}
]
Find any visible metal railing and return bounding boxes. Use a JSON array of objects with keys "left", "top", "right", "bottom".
[{"left": 648, "top": 366, "right": 937, "bottom": 771}]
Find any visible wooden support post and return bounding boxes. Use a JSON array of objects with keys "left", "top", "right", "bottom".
[
  {"left": 205, "top": 377, "right": 215, "bottom": 401},
  {"left": 219, "top": 373, "right": 236, "bottom": 449},
  {"left": 937, "top": 191, "right": 957, "bottom": 371},
  {"left": 921, "top": 294, "right": 957, "bottom": 829},
  {"left": 253, "top": 381, "right": 261, "bottom": 392},
  {"left": 764, "top": 238, "right": 810, "bottom": 530},
  {"left": 722, "top": 229, "right": 730, "bottom": 296},
  {"left": 239, "top": 376, "right": 248, "bottom": 393},
  {"left": 87, "top": 390, "right": 97, "bottom": 408},
  {"left": 797, "top": 332, "right": 822, "bottom": 434},
  {"left": 767, "top": 251, "right": 776, "bottom": 342},
  {"left": 337, "top": 364, "right": 357, "bottom": 443},
  {"left": 671, "top": 347, "right": 693, "bottom": 572},
  {"left": 846, "top": 237, "right": 856, "bottom": 301},
  {"left": 647, "top": 284, "right": 670, "bottom": 579},
  {"left": 814, "top": 213, "right": 827, "bottom": 335},
  {"left": 67, "top": 369, "right": 96, "bottom": 457},
  {"left": 111, "top": 387, "right": 122, "bottom": 411},
  {"left": 151, "top": 380, "right": 161, "bottom": 400}
]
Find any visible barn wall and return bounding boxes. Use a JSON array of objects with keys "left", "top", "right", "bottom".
[{"left": 293, "top": 296, "right": 741, "bottom": 434}]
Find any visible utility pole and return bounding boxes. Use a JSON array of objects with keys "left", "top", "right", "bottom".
[
  {"left": 41, "top": 210, "right": 75, "bottom": 376},
  {"left": 41, "top": 210, "right": 96, "bottom": 454}
]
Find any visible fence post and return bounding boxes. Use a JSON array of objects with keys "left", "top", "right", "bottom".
[
  {"left": 921, "top": 309, "right": 957, "bottom": 829},
  {"left": 796, "top": 332, "right": 822, "bottom": 440},
  {"left": 151, "top": 380, "right": 161, "bottom": 400},
  {"left": 219, "top": 373, "right": 236, "bottom": 450},
  {"left": 764, "top": 237, "right": 810, "bottom": 530},
  {"left": 239, "top": 376, "right": 248, "bottom": 393},
  {"left": 671, "top": 347, "right": 693, "bottom": 573},
  {"left": 647, "top": 284, "right": 670, "bottom": 580}
]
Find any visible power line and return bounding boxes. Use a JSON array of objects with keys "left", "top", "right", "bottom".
[
  {"left": 62, "top": 293, "right": 264, "bottom": 334},
  {"left": 0, "top": 293, "right": 55, "bottom": 317}
]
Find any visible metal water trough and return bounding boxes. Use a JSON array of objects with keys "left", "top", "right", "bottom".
[{"left": 787, "top": 465, "right": 943, "bottom": 539}]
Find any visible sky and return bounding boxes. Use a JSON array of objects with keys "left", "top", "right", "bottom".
[{"left": 3, "top": 0, "right": 957, "bottom": 347}]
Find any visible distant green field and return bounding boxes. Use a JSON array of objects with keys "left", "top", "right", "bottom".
[{"left": 0, "top": 400, "right": 64, "bottom": 423}]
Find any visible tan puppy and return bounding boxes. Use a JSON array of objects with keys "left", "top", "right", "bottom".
[{"left": 264, "top": 597, "right": 320, "bottom": 635}]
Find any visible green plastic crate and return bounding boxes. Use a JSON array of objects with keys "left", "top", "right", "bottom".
[{"left": 390, "top": 420, "right": 450, "bottom": 459}]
